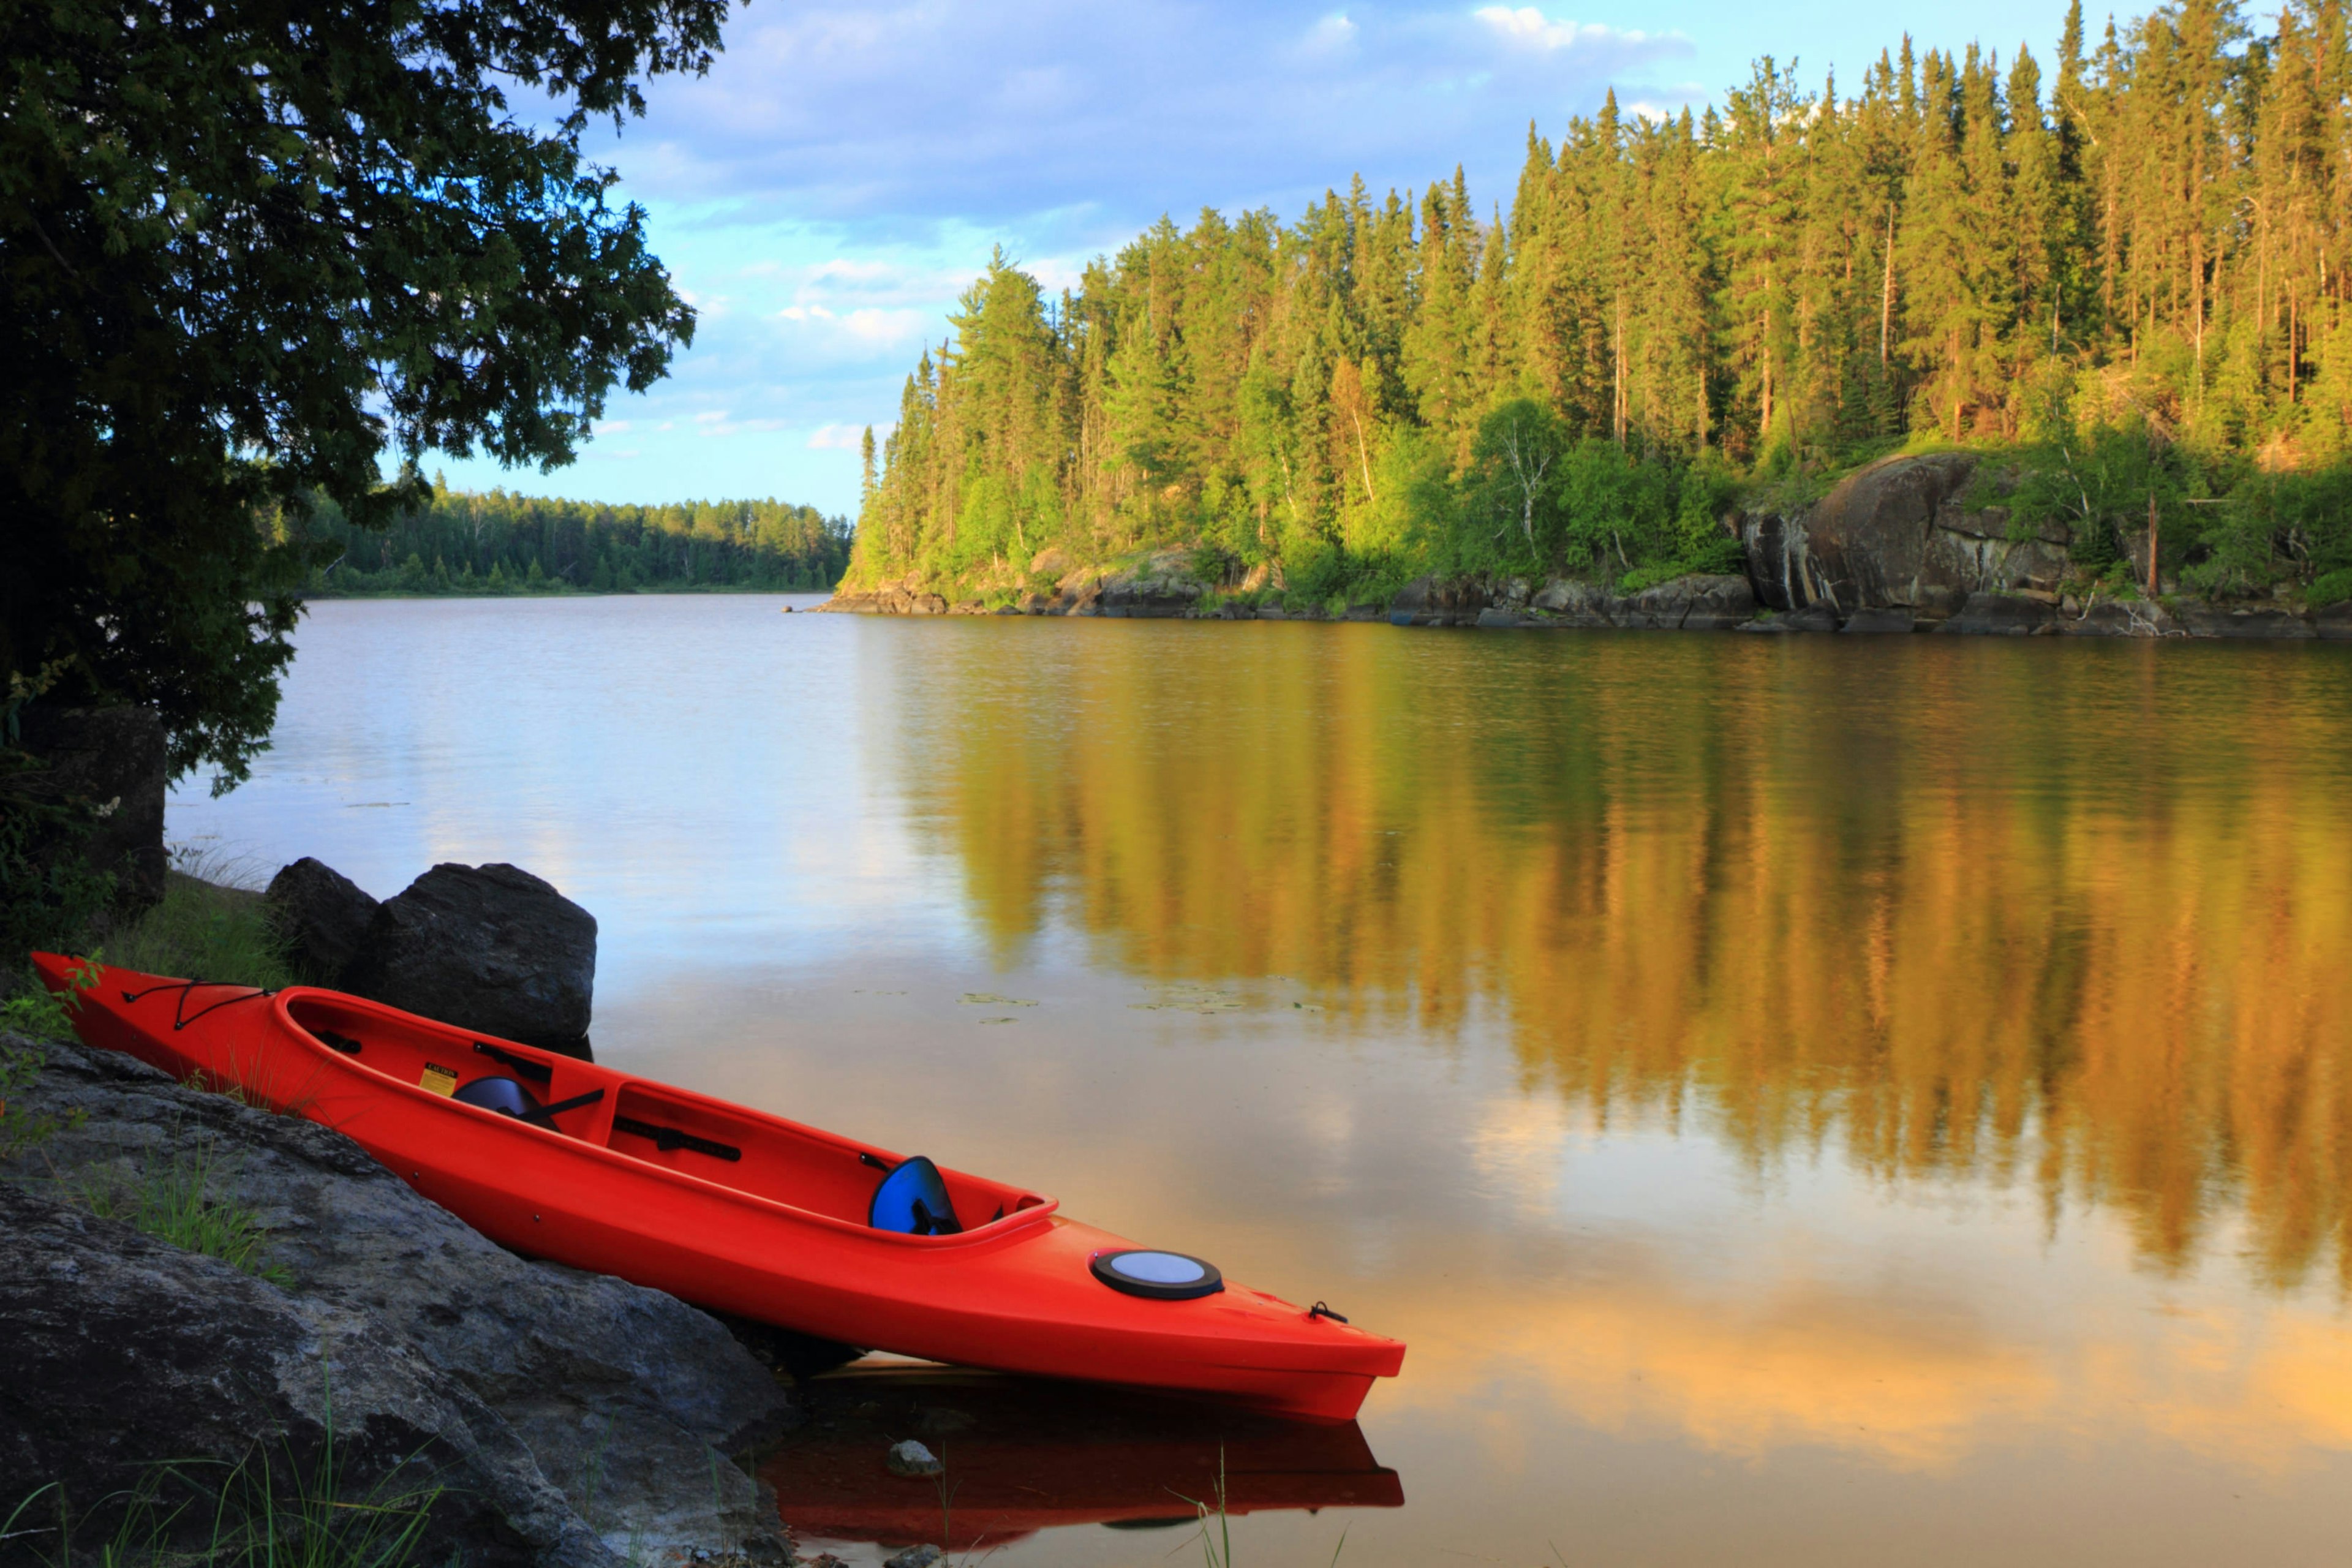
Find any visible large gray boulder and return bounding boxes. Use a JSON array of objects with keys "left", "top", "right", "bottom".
[
  {"left": 1388, "top": 576, "right": 1490, "bottom": 627},
  {"left": 1526, "top": 578, "right": 1615, "bottom": 627},
  {"left": 7, "top": 1034, "right": 793, "bottom": 1563},
  {"left": 0, "top": 1180, "right": 617, "bottom": 1568},
  {"left": 1095, "top": 550, "right": 1206, "bottom": 618},
  {"left": 266, "top": 858, "right": 382, "bottom": 983},
  {"left": 1627, "top": 573, "right": 1755, "bottom": 630},
  {"left": 342, "top": 863, "right": 596, "bottom": 1052},
  {"left": 1741, "top": 453, "right": 2070, "bottom": 614},
  {"left": 6, "top": 705, "right": 169, "bottom": 914}
]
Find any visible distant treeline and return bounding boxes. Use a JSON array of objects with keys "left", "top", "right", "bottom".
[
  {"left": 307, "top": 486, "right": 853, "bottom": 596},
  {"left": 847, "top": 0, "right": 2352, "bottom": 609}
]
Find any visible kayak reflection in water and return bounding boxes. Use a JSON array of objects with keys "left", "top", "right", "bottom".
[{"left": 764, "top": 1365, "right": 1403, "bottom": 1555}]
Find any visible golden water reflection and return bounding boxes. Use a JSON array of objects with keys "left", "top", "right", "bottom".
[{"left": 882, "top": 625, "right": 2352, "bottom": 1292}]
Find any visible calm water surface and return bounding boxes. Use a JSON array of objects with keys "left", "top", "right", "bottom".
[{"left": 172, "top": 596, "right": 2352, "bottom": 1566}]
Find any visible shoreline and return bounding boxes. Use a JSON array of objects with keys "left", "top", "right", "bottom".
[
  {"left": 819, "top": 452, "right": 2352, "bottom": 642},
  {"left": 816, "top": 575, "right": 2352, "bottom": 641}
]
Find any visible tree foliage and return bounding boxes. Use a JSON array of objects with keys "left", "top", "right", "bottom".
[
  {"left": 1, "top": 0, "right": 729, "bottom": 784},
  {"left": 305, "top": 485, "right": 852, "bottom": 596},
  {"left": 850, "top": 0, "right": 2352, "bottom": 606}
]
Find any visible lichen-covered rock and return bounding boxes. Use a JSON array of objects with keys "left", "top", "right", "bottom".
[
  {"left": 1741, "top": 454, "right": 2069, "bottom": 615},
  {"left": 266, "top": 858, "right": 382, "bottom": 984},
  {"left": 1096, "top": 551, "right": 1205, "bottom": 618},
  {"left": 1387, "top": 576, "right": 1490, "bottom": 627},
  {"left": 341, "top": 863, "right": 596, "bottom": 1052},
  {"left": 1623, "top": 574, "right": 1754, "bottom": 630},
  {"left": 1057, "top": 568, "right": 1106, "bottom": 614},
  {"left": 6, "top": 1033, "right": 794, "bottom": 1564},
  {"left": 0, "top": 1179, "right": 618, "bottom": 1568},
  {"left": 2170, "top": 602, "right": 2317, "bottom": 639},
  {"left": 1526, "top": 579, "right": 1615, "bottom": 627}
]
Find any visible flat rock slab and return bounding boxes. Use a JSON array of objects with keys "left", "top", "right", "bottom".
[
  {"left": 0, "top": 1180, "right": 615, "bottom": 1568},
  {"left": 1841, "top": 608, "right": 1919, "bottom": 634},
  {"left": 1738, "top": 604, "right": 1840, "bottom": 633},
  {"left": 2171, "top": 603, "right": 2318, "bottom": 639},
  {"left": 6, "top": 1035, "right": 793, "bottom": 1564},
  {"left": 1940, "top": 594, "right": 2057, "bottom": 635}
]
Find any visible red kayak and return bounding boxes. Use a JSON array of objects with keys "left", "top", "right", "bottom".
[{"left": 32, "top": 956, "right": 1404, "bottom": 1420}]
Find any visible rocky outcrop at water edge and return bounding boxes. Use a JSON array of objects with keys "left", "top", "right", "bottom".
[{"left": 2, "top": 1031, "right": 795, "bottom": 1566}]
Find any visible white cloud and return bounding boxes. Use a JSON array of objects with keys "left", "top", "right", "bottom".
[
  {"left": 1302, "top": 12, "right": 1359, "bottom": 53},
  {"left": 841, "top": 307, "right": 924, "bottom": 344},
  {"left": 624, "top": 0, "right": 1697, "bottom": 223},
  {"left": 1475, "top": 6, "right": 1647, "bottom": 51},
  {"left": 807, "top": 423, "right": 869, "bottom": 450}
]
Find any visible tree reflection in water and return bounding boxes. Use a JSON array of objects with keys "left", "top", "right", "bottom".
[{"left": 883, "top": 625, "right": 2352, "bottom": 1293}]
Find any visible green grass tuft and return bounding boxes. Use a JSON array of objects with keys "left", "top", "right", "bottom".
[
  {"left": 83, "top": 1136, "right": 292, "bottom": 1287},
  {"left": 106, "top": 851, "right": 297, "bottom": 991},
  {"left": 2, "top": 1380, "right": 443, "bottom": 1568}
]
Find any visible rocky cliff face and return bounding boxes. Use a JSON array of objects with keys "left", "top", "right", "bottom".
[{"left": 1740, "top": 451, "right": 2070, "bottom": 615}]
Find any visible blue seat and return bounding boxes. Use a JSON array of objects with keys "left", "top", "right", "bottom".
[{"left": 868, "top": 1156, "right": 962, "bottom": 1235}]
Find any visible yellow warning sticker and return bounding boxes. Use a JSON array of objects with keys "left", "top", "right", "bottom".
[{"left": 420, "top": 1064, "right": 459, "bottom": 1097}]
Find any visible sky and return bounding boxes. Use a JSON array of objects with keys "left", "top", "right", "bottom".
[{"left": 425, "top": 0, "right": 2081, "bottom": 516}]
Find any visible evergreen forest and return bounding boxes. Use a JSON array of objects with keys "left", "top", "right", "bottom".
[
  {"left": 305, "top": 487, "right": 853, "bottom": 597},
  {"left": 845, "top": 0, "right": 2352, "bottom": 610}
]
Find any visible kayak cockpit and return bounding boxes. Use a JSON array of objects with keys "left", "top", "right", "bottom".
[{"left": 280, "top": 992, "right": 1051, "bottom": 1236}]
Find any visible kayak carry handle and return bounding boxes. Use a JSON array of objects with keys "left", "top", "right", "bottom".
[
  {"left": 120, "top": 979, "right": 273, "bottom": 1032},
  {"left": 614, "top": 1114, "right": 742, "bottom": 1163},
  {"left": 472, "top": 1040, "right": 554, "bottom": 1085}
]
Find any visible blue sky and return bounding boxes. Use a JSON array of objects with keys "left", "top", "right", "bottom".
[{"left": 426, "top": 0, "right": 2076, "bottom": 516}]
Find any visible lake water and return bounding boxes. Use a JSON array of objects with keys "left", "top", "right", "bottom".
[{"left": 172, "top": 595, "right": 2352, "bottom": 1566}]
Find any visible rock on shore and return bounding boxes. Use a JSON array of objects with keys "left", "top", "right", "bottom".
[
  {"left": 2, "top": 1033, "right": 794, "bottom": 1566},
  {"left": 1739, "top": 451, "right": 2070, "bottom": 617},
  {"left": 339, "top": 863, "right": 598, "bottom": 1053}
]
